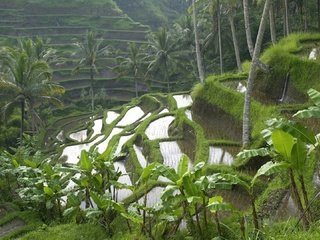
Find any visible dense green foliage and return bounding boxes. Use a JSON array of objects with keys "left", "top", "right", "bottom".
[{"left": 1, "top": 0, "right": 320, "bottom": 239}]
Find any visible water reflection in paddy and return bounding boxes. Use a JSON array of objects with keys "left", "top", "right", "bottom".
[
  {"left": 113, "top": 161, "right": 132, "bottom": 201},
  {"left": 56, "top": 130, "right": 64, "bottom": 142},
  {"left": 138, "top": 187, "right": 164, "bottom": 208},
  {"left": 133, "top": 145, "right": 147, "bottom": 168},
  {"left": 115, "top": 134, "right": 134, "bottom": 155},
  {"left": 208, "top": 146, "right": 236, "bottom": 165},
  {"left": 145, "top": 116, "right": 175, "bottom": 140},
  {"left": 117, "top": 106, "right": 144, "bottom": 126},
  {"left": 90, "top": 119, "right": 103, "bottom": 139},
  {"left": 159, "top": 108, "right": 169, "bottom": 114},
  {"left": 105, "top": 111, "right": 120, "bottom": 124},
  {"left": 185, "top": 110, "right": 192, "bottom": 120},
  {"left": 62, "top": 135, "right": 105, "bottom": 164},
  {"left": 173, "top": 94, "right": 193, "bottom": 108},
  {"left": 160, "top": 141, "right": 191, "bottom": 170},
  {"left": 96, "top": 128, "right": 123, "bottom": 153},
  {"left": 69, "top": 129, "right": 87, "bottom": 142}
]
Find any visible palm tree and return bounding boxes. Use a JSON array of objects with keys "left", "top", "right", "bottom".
[
  {"left": 224, "top": 0, "right": 242, "bottom": 72},
  {"left": 74, "top": 31, "right": 109, "bottom": 111},
  {"left": 146, "top": 28, "right": 181, "bottom": 93},
  {"left": 114, "top": 43, "right": 146, "bottom": 98},
  {"left": 242, "top": 0, "right": 269, "bottom": 73},
  {"left": 191, "top": 0, "right": 205, "bottom": 83},
  {"left": 242, "top": 0, "right": 271, "bottom": 146},
  {"left": 269, "top": 0, "right": 276, "bottom": 44},
  {"left": 284, "top": 0, "right": 290, "bottom": 35},
  {"left": 196, "top": 0, "right": 224, "bottom": 74},
  {"left": 0, "top": 45, "right": 64, "bottom": 145}
]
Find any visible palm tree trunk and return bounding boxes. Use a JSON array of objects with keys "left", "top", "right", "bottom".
[
  {"left": 192, "top": 0, "right": 205, "bottom": 83},
  {"left": 243, "top": 0, "right": 254, "bottom": 57},
  {"left": 217, "top": 0, "right": 223, "bottom": 74},
  {"left": 284, "top": 0, "right": 289, "bottom": 36},
  {"left": 135, "top": 77, "right": 138, "bottom": 98},
  {"left": 289, "top": 169, "right": 309, "bottom": 229},
  {"left": 243, "top": 0, "right": 269, "bottom": 73},
  {"left": 318, "top": 0, "right": 320, "bottom": 31},
  {"left": 269, "top": 1, "right": 276, "bottom": 45},
  {"left": 228, "top": 14, "right": 242, "bottom": 72},
  {"left": 90, "top": 66, "right": 94, "bottom": 112},
  {"left": 242, "top": 0, "right": 271, "bottom": 146},
  {"left": 20, "top": 99, "right": 25, "bottom": 146}
]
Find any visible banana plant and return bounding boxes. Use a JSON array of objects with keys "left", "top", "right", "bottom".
[
  {"left": 68, "top": 146, "right": 130, "bottom": 208},
  {"left": 294, "top": 88, "right": 320, "bottom": 119},
  {"left": 237, "top": 117, "right": 318, "bottom": 229},
  {"left": 139, "top": 155, "right": 235, "bottom": 238},
  {"left": 139, "top": 154, "right": 198, "bottom": 236},
  {"left": 207, "top": 196, "right": 234, "bottom": 237}
]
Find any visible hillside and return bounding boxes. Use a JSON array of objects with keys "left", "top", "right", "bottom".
[
  {"left": 115, "top": 0, "right": 188, "bottom": 28},
  {"left": 0, "top": 0, "right": 150, "bottom": 105}
]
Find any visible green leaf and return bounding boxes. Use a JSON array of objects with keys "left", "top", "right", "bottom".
[
  {"left": 121, "top": 212, "right": 143, "bottom": 224},
  {"left": 272, "top": 129, "right": 295, "bottom": 161},
  {"left": 187, "top": 196, "right": 202, "bottom": 204},
  {"left": 138, "top": 162, "right": 159, "bottom": 183},
  {"left": 155, "top": 165, "right": 179, "bottom": 182},
  {"left": 24, "top": 159, "right": 37, "bottom": 168},
  {"left": 291, "top": 139, "right": 307, "bottom": 174},
  {"left": 308, "top": 88, "right": 320, "bottom": 106},
  {"left": 252, "top": 161, "right": 289, "bottom": 185},
  {"left": 79, "top": 150, "right": 92, "bottom": 172},
  {"left": 294, "top": 89, "right": 320, "bottom": 118},
  {"left": 63, "top": 207, "right": 79, "bottom": 217},
  {"left": 43, "top": 163, "right": 54, "bottom": 176},
  {"left": 294, "top": 106, "right": 320, "bottom": 119},
  {"left": 183, "top": 175, "right": 201, "bottom": 197},
  {"left": 90, "top": 191, "right": 106, "bottom": 209},
  {"left": 44, "top": 186, "right": 54, "bottom": 197},
  {"left": 178, "top": 154, "right": 189, "bottom": 178},
  {"left": 236, "top": 148, "right": 270, "bottom": 160},
  {"left": 208, "top": 196, "right": 233, "bottom": 213},
  {"left": 280, "top": 121, "right": 316, "bottom": 145},
  {"left": 161, "top": 185, "right": 179, "bottom": 201}
]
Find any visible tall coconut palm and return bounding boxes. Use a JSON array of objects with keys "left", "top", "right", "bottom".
[
  {"left": 284, "top": 0, "right": 290, "bottom": 35},
  {"left": 114, "top": 43, "right": 146, "bottom": 98},
  {"left": 197, "top": 0, "right": 224, "bottom": 74},
  {"left": 269, "top": 0, "right": 277, "bottom": 44},
  {"left": 191, "top": 0, "right": 205, "bottom": 82},
  {"left": 242, "top": 0, "right": 271, "bottom": 146},
  {"left": 0, "top": 46, "right": 64, "bottom": 145},
  {"left": 146, "top": 28, "right": 182, "bottom": 93},
  {"left": 242, "top": 0, "right": 269, "bottom": 73},
  {"left": 74, "top": 31, "right": 109, "bottom": 112},
  {"left": 224, "top": 0, "right": 242, "bottom": 72}
]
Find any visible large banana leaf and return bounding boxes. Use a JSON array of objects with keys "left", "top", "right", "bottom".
[
  {"left": 79, "top": 150, "right": 93, "bottom": 172},
  {"left": 291, "top": 139, "right": 307, "bottom": 175},
  {"left": 183, "top": 174, "right": 201, "bottom": 197},
  {"left": 271, "top": 129, "right": 295, "bottom": 161},
  {"left": 294, "top": 89, "right": 320, "bottom": 118},
  {"left": 252, "top": 161, "right": 289, "bottom": 185},
  {"left": 178, "top": 154, "right": 189, "bottom": 178},
  {"left": 236, "top": 148, "right": 270, "bottom": 160}
]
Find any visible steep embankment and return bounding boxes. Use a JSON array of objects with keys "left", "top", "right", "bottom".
[
  {"left": 0, "top": 0, "right": 150, "bottom": 104},
  {"left": 115, "top": 0, "right": 188, "bottom": 28}
]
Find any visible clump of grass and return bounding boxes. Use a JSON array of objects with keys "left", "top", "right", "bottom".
[{"left": 20, "top": 223, "right": 109, "bottom": 240}]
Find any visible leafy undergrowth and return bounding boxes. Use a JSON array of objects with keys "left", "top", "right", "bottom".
[{"left": 20, "top": 223, "right": 108, "bottom": 240}]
